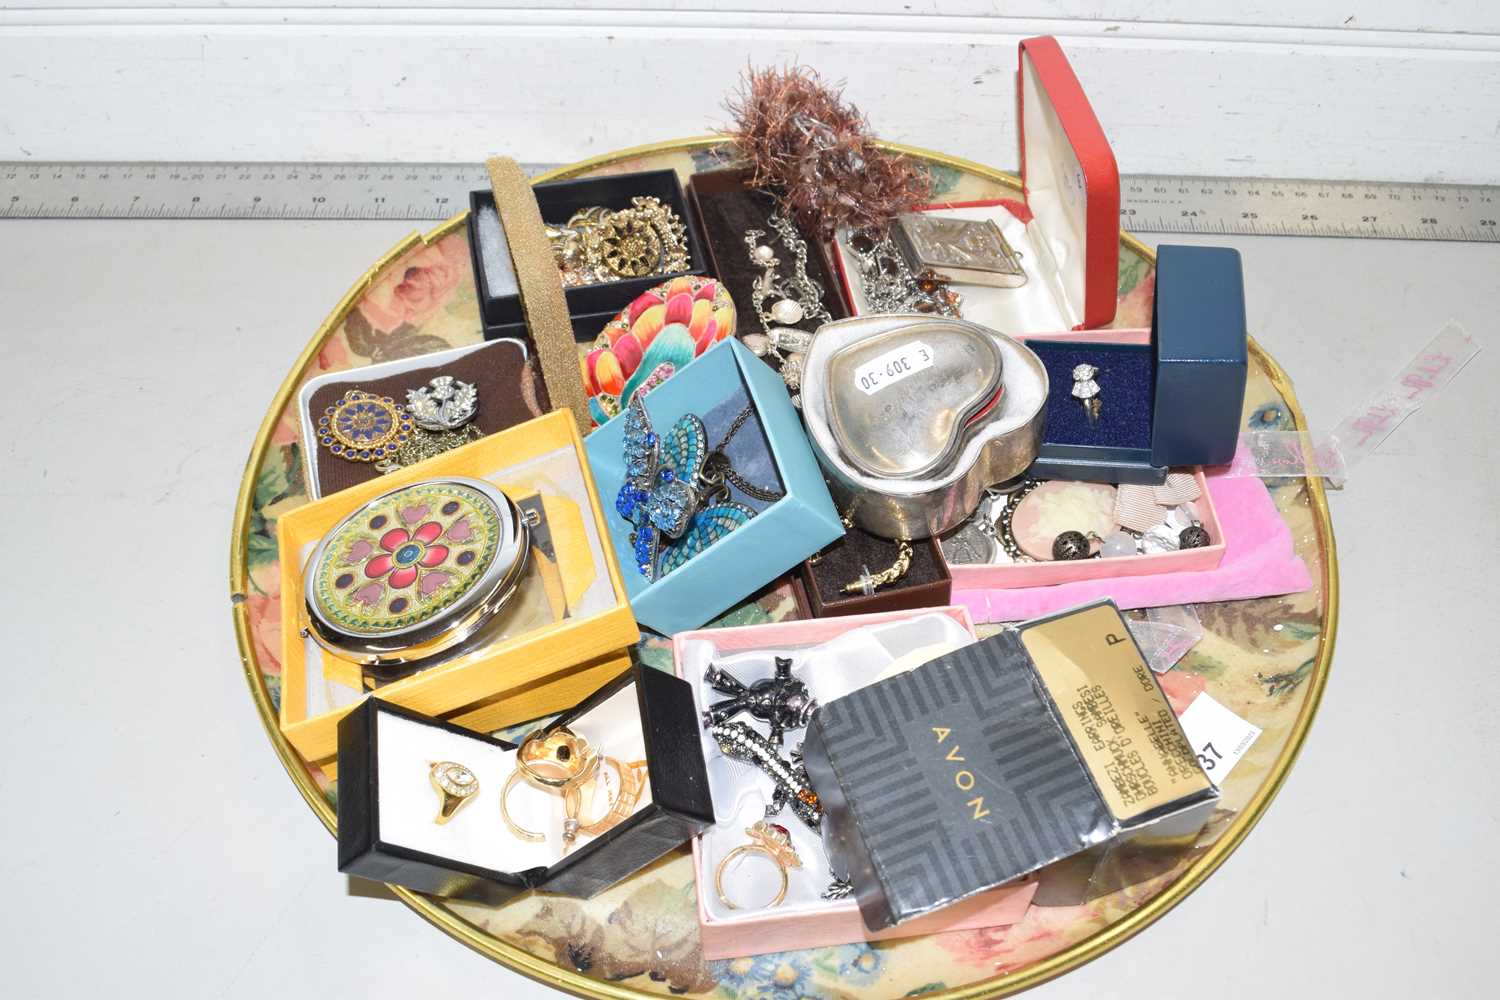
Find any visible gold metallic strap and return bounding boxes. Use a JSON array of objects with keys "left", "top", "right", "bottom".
[{"left": 485, "top": 155, "right": 590, "bottom": 436}]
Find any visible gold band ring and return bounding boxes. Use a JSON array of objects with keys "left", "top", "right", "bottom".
[
  {"left": 499, "top": 769, "right": 547, "bottom": 842},
  {"left": 499, "top": 770, "right": 587, "bottom": 843},
  {"left": 578, "top": 758, "right": 649, "bottom": 838},
  {"left": 714, "top": 821, "right": 802, "bottom": 911},
  {"left": 501, "top": 756, "right": 648, "bottom": 847},
  {"left": 501, "top": 729, "right": 607, "bottom": 846}
]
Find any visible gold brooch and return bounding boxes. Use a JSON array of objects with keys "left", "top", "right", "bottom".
[
  {"left": 548, "top": 196, "right": 690, "bottom": 287},
  {"left": 317, "top": 390, "right": 414, "bottom": 464}
]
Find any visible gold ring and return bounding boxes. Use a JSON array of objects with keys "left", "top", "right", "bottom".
[
  {"left": 578, "top": 758, "right": 649, "bottom": 838},
  {"left": 501, "top": 728, "right": 607, "bottom": 846},
  {"left": 714, "top": 820, "right": 802, "bottom": 910},
  {"left": 516, "top": 727, "right": 600, "bottom": 788},
  {"left": 428, "top": 761, "right": 479, "bottom": 824},
  {"left": 501, "top": 771, "right": 590, "bottom": 846},
  {"left": 499, "top": 769, "right": 546, "bottom": 842}
]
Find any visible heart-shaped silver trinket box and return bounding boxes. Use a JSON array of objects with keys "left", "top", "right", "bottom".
[
  {"left": 802, "top": 315, "right": 1048, "bottom": 540},
  {"left": 824, "top": 319, "right": 1005, "bottom": 480}
]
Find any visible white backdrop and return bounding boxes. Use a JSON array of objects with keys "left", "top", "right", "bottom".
[{"left": 2, "top": 1, "right": 1498, "bottom": 181}]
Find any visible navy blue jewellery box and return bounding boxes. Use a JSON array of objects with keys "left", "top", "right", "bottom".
[{"left": 1025, "top": 244, "right": 1247, "bottom": 485}]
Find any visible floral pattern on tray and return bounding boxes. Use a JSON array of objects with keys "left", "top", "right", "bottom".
[{"left": 236, "top": 143, "right": 1330, "bottom": 998}]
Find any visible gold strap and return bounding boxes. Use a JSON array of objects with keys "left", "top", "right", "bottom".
[{"left": 485, "top": 156, "right": 590, "bottom": 435}]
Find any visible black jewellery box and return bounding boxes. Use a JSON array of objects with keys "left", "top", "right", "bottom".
[
  {"left": 337, "top": 663, "right": 714, "bottom": 905},
  {"left": 801, "top": 599, "right": 1218, "bottom": 930},
  {"left": 469, "top": 169, "right": 711, "bottom": 343},
  {"left": 1024, "top": 244, "right": 1249, "bottom": 485}
]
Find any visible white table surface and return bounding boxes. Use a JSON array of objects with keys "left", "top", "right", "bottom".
[{"left": 1, "top": 219, "right": 1495, "bottom": 997}]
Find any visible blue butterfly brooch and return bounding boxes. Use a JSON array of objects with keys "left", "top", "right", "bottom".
[{"left": 614, "top": 394, "right": 757, "bottom": 582}]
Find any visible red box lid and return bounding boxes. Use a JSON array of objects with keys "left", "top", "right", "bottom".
[{"left": 1017, "top": 36, "right": 1120, "bottom": 330}]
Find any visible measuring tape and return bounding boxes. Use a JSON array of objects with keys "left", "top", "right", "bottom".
[{"left": 3, "top": 162, "right": 1498, "bottom": 242}]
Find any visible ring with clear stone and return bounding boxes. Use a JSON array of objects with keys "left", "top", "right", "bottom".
[
  {"left": 429, "top": 761, "right": 480, "bottom": 824},
  {"left": 1071, "top": 363, "right": 1103, "bottom": 425}
]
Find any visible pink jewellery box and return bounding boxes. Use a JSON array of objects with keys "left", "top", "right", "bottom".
[
  {"left": 944, "top": 325, "right": 1227, "bottom": 589},
  {"left": 672, "top": 607, "right": 1037, "bottom": 960},
  {"left": 946, "top": 463, "right": 1226, "bottom": 593}
]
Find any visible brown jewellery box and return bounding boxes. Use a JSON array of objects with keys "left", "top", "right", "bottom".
[
  {"left": 686, "top": 167, "right": 852, "bottom": 341},
  {"left": 301, "top": 339, "right": 549, "bottom": 499},
  {"left": 798, "top": 528, "right": 953, "bottom": 618}
]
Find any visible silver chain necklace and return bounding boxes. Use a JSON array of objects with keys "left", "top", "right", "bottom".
[
  {"left": 847, "top": 229, "right": 962, "bottom": 317},
  {"left": 742, "top": 213, "right": 834, "bottom": 396}
]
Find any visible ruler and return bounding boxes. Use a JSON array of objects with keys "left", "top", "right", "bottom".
[
  {"left": 3, "top": 162, "right": 1498, "bottom": 242},
  {"left": 1120, "top": 175, "right": 1500, "bottom": 242},
  {"left": 0, "top": 161, "right": 495, "bottom": 221}
]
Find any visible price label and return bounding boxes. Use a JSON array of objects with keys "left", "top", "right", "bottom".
[
  {"left": 1176, "top": 693, "right": 1261, "bottom": 788},
  {"left": 853, "top": 340, "right": 935, "bottom": 395},
  {"left": 1326, "top": 320, "right": 1480, "bottom": 474}
]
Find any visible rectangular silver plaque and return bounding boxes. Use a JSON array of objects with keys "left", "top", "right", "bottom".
[{"left": 893, "top": 213, "right": 1028, "bottom": 289}]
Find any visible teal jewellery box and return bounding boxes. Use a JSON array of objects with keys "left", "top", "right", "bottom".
[{"left": 585, "top": 338, "right": 843, "bottom": 635}]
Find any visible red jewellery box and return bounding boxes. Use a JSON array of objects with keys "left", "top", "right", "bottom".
[{"left": 831, "top": 35, "right": 1120, "bottom": 336}]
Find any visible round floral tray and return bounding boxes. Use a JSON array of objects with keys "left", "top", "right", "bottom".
[{"left": 231, "top": 138, "right": 1336, "bottom": 1000}]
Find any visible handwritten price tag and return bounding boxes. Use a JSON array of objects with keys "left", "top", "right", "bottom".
[
  {"left": 1221, "top": 321, "right": 1480, "bottom": 482},
  {"left": 1328, "top": 320, "right": 1481, "bottom": 470},
  {"left": 853, "top": 340, "right": 935, "bottom": 395},
  {"left": 1177, "top": 693, "right": 1261, "bottom": 788}
]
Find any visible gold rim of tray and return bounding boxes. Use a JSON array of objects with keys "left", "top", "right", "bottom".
[{"left": 230, "top": 134, "right": 1337, "bottom": 1000}]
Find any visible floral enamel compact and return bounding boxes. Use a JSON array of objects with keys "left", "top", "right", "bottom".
[{"left": 302, "top": 477, "right": 529, "bottom": 669}]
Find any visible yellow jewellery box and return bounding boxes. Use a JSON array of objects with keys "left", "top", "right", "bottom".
[{"left": 277, "top": 409, "right": 640, "bottom": 769}]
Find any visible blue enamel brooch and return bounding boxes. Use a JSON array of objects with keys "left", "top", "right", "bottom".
[{"left": 614, "top": 394, "right": 760, "bottom": 582}]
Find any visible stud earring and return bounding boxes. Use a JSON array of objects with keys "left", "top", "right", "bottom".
[{"left": 1178, "top": 520, "right": 1211, "bottom": 549}]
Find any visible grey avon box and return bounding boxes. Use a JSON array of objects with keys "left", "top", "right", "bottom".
[
  {"left": 801, "top": 631, "right": 1115, "bottom": 931},
  {"left": 802, "top": 600, "right": 1218, "bottom": 930}
]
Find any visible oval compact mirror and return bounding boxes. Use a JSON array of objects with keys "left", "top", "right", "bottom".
[{"left": 302, "top": 476, "right": 529, "bottom": 669}]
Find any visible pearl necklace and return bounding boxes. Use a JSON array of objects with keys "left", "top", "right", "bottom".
[{"left": 742, "top": 213, "right": 834, "bottom": 396}]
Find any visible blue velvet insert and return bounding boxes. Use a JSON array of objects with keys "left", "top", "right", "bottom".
[{"left": 1027, "top": 340, "right": 1154, "bottom": 449}]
